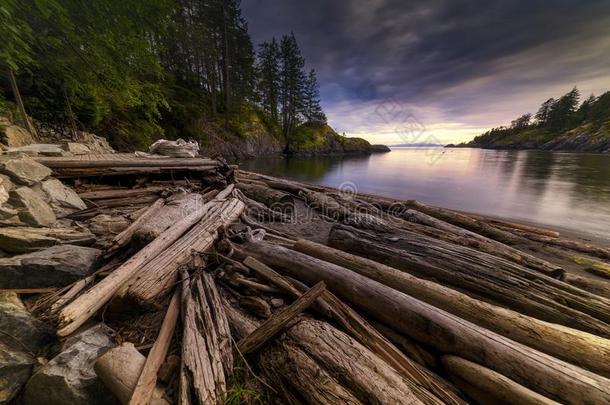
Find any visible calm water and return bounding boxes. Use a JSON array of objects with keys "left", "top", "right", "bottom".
[{"left": 241, "top": 147, "right": 610, "bottom": 242}]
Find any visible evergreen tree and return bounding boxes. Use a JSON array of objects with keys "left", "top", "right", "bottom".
[
  {"left": 535, "top": 98, "right": 555, "bottom": 127},
  {"left": 279, "top": 33, "right": 305, "bottom": 151},
  {"left": 303, "top": 69, "right": 326, "bottom": 124},
  {"left": 256, "top": 38, "right": 280, "bottom": 122},
  {"left": 546, "top": 87, "right": 579, "bottom": 130}
]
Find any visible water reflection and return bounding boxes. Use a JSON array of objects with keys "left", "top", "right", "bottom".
[{"left": 240, "top": 148, "right": 610, "bottom": 242}]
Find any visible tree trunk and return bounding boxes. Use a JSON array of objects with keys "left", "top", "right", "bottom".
[
  {"left": 224, "top": 302, "right": 442, "bottom": 404},
  {"left": 294, "top": 238, "right": 610, "bottom": 376},
  {"left": 442, "top": 356, "right": 560, "bottom": 405},
  {"left": 129, "top": 288, "right": 180, "bottom": 405},
  {"left": 8, "top": 68, "right": 36, "bottom": 137},
  {"left": 233, "top": 239, "right": 610, "bottom": 404},
  {"left": 179, "top": 272, "right": 229, "bottom": 405},
  {"left": 328, "top": 225, "right": 610, "bottom": 336},
  {"left": 121, "top": 197, "right": 244, "bottom": 307}
]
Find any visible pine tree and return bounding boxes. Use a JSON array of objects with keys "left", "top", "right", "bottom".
[
  {"left": 535, "top": 98, "right": 555, "bottom": 127},
  {"left": 256, "top": 38, "right": 280, "bottom": 122},
  {"left": 279, "top": 33, "right": 305, "bottom": 152},
  {"left": 303, "top": 69, "right": 326, "bottom": 124}
]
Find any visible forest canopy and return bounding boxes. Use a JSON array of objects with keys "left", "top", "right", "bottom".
[
  {"left": 467, "top": 87, "right": 610, "bottom": 148},
  {"left": 0, "top": 0, "right": 326, "bottom": 151}
]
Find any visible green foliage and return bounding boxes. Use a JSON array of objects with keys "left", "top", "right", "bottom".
[
  {"left": 0, "top": 0, "right": 328, "bottom": 152},
  {"left": 470, "top": 87, "right": 610, "bottom": 148},
  {"left": 224, "top": 359, "right": 262, "bottom": 405}
]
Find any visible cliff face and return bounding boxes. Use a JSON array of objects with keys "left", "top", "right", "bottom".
[
  {"left": 462, "top": 123, "right": 610, "bottom": 153},
  {"left": 199, "top": 121, "right": 389, "bottom": 159}
]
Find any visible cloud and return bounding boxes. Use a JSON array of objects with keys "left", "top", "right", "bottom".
[{"left": 242, "top": 0, "right": 610, "bottom": 144}]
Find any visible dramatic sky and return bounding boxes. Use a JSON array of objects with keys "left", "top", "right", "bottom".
[{"left": 242, "top": 0, "right": 610, "bottom": 145}]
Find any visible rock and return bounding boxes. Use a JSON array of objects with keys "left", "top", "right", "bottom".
[
  {"left": 0, "top": 155, "right": 52, "bottom": 186},
  {"left": 41, "top": 179, "right": 86, "bottom": 216},
  {"left": 0, "top": 174, "right": 12, "bottom": 205},
  {"left": 0, "top": 341, "right": 34, "bottom": 404},
  {"left": 0, "top": 292, "right": 54, "bottom": 353},
  {"left": 87, "top": 214, "right": 129, "bottom": 236},
  {"left": 24, "top": 324, "right": 118, "bottom": 405},
  {"left": 0, "top": 244, "right": 102, "bottom": 289},
  {"left": 1, "top": 125, "right": 35, "bottom": 147},
  {"left": 70, "top": 132, "right": 114, "bottom": 154},
  {"left": 94, "top": 342, "right": 168, "bottom": 405},
  {"left": 61, "top": 142, "right": 91, "bottom": 155},
  {"left": 9, "top": 186, "right": 56, "bottom": 227},
  {"left": 370, "top": 144, "right": 391, "bottom": 153},
  {"left": 0, "top": 227, "right": 96, "bottom": 254}
]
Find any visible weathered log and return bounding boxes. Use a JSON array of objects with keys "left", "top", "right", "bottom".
[
  {"left": 106, "top": 198, "right": 165, "bottom": 255},
  {"left": 369, "top": 320, "right": 438, "bottom": 370},
  {"left": 121, "top": 198, "right": 244, "bottom": 308},
  {"left": 129, "top": 287, "right": 180, "bottom": 405},
  {"left": 42, "top": 157, "right": 219, "bottom": 168},
  {"left": 304, "top": 188, "right": 564, "bottom": 278},
  {"left": 94, "top": 342, "right": 168, "bottom": 405},
  {"left": 238, "top": 282, "right": 325, "bottom": 354},
  {"left": 294, "top": 238, "right": 610, "bottom": 376},
  {"left": 564, "top": 273, "right": 610, "bottom": 299},
  {"left": 442, "top": 356, "right": 560, "bottom": 405},
  {"left": 78, "top": 187, "right": 165, "bottom": 201},
  {"left": 508, "top": 229, "right": 610, "bottom": 260},
  {"left": 225, "top": 301, "right": 443, "bottom": 404},
  {"left": 133, "top": 192, "right": 205, "bottom": 245},
  {"left": 398, "top": 208, "right": 563, "bottom": 278},
  {"left": 236, "top": 182, "right": 294, "bottom": 213},
  {"left": 328, "top": 225, "right": 610, "bottom": 335},
  {"left": 241, "top": 257, "right": 465, "bottom": 405},
  {"left": 179, "top": 271, "right": 229, "bottom": 405},
  {"left": 53, "top": 166, "right": 218, "bottom": 178},
  {"left": 468, "top": 214, "right": 560, "bottom": 238},
  {"left": 235, "top": 239, "right": 610, "bottom": 404},
  {"left": 56, "top": 190, "right": 214, "bottom": 336}
]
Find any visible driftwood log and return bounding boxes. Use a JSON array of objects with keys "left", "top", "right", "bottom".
[
  {"left": 328, "top": 225, "right": 610, "bottom": 336},
  {"left": 179, "top": 271, "right": 231, "bottom": 405},
  {"left": 224, "top": 301, "right": 445, "bottom": 404},
  {"left": 241, "top": 256, "right": 466, "bottom": 405},
  {"left": 233, "top": 239, "right": 610, "bottom": 404},
  {"left": 120, "top": 197, "right": 244, "bottom": 307},
  {"left": 294, "top": 238, "right": 610, "bottom": 376},
  {"left": 56, "top": 192, "right": 214, "bottom": 336},
  {"left": 442, "top": 356, "right": 560, "bottom": 405},
  {"left": 129, "top": 287, "right": 180, "bottom": 405},
  {"left": 237, "top": 281, "right": 326, "bottom": 354},
  {"left": 133, "top": 192, "right": 205, "bottom": 245}
]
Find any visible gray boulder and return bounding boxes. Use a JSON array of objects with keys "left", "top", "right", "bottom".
[
  {"left": 24, "top": 324, "right": 118, "bottom": 405},
  {"left": 9, "top": 186, "right": 56, "bottom": 227},
  {"left": 0, "top": 155, "right": 52, "bottom": 186},
  {"left": 40, "top": 179, "right": 87, "bottom": 216},
  {"left": 0, "top": 226, "right": 96, "bottom": 254},
  {"left": 61, "top": 142, "right": 91, "bottom": 155},
  {"left": 0, "top": 174, "right": 12, "bottom": 205},
  {"left": 0, "top": 292, "right": 53, "bottom": 353},
  {"left": 0, "top": 244, "right": 102, "bottom": 288},
  {"left": 0, "top": 341, "right": 34, "bottom": 404}
]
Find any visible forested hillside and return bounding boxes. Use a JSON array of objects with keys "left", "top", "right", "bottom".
[
  {"left": 461, "top": 88, "right": 610, "bottom": 153},
  {"left": 0, "top": 0, "right": 378, "bottom": 156}
]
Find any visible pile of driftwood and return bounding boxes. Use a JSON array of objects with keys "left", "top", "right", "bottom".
[{"left": 25, "top": 159, "right": 610, "bottom": 405}]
